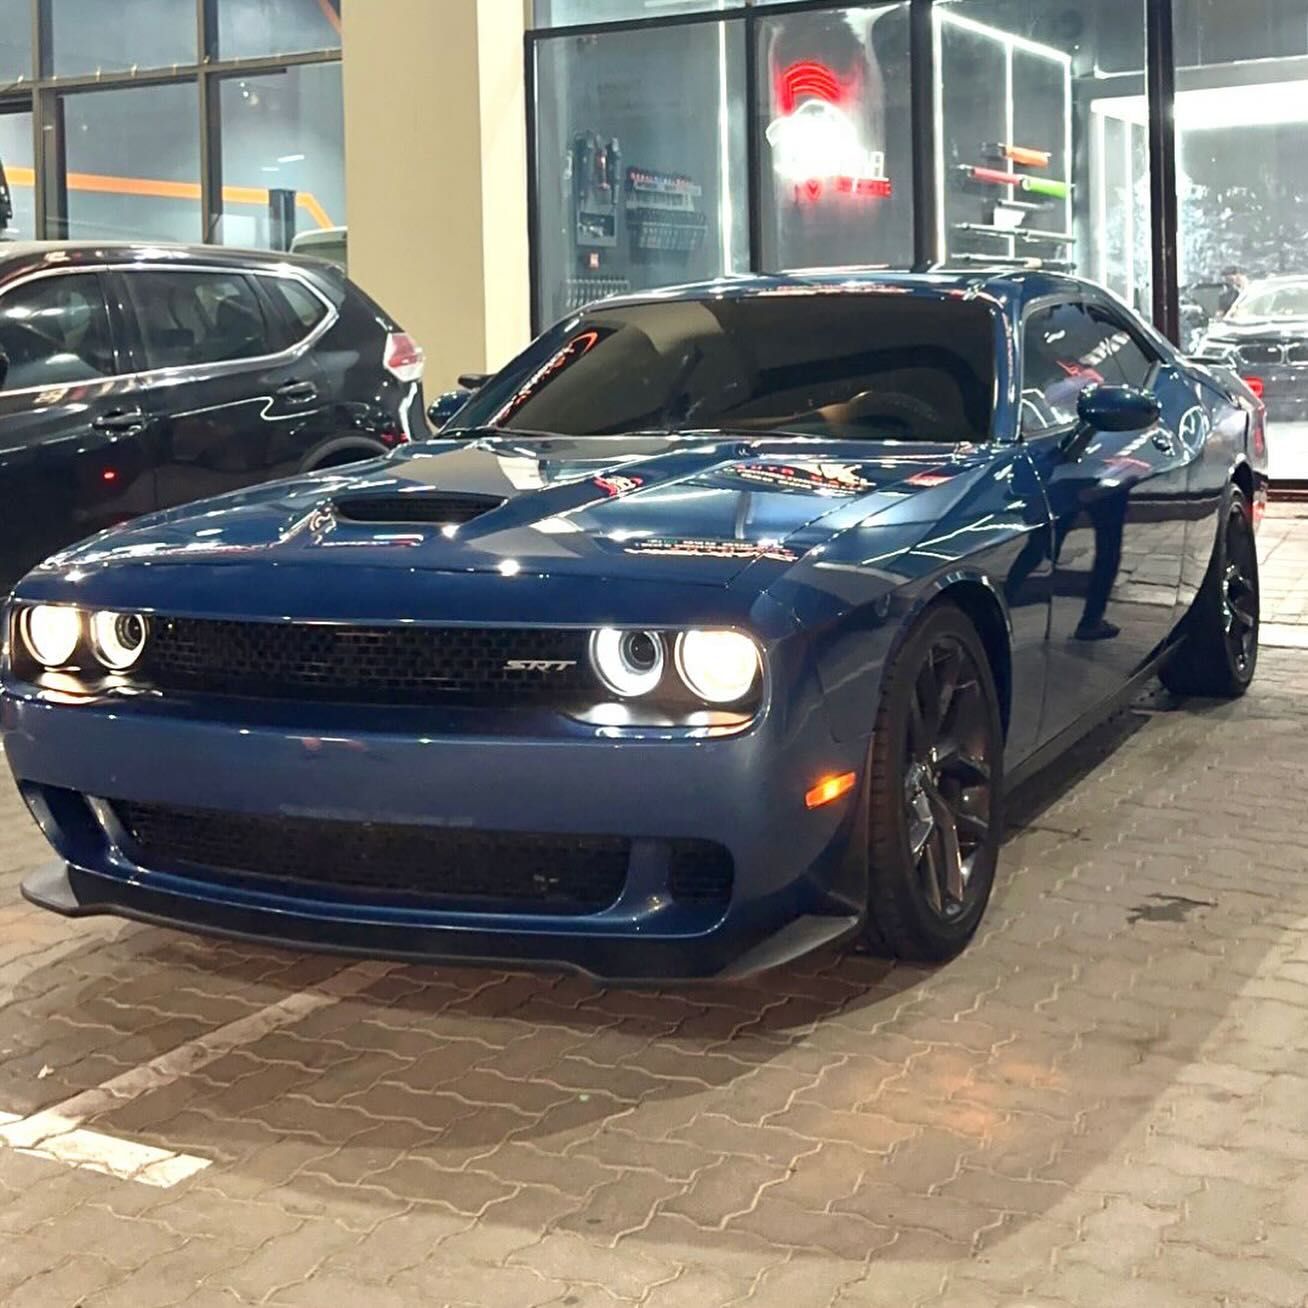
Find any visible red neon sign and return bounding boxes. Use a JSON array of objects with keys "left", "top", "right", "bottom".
[{"left": 776, "top": 60, "right": 853, "bottom": 114}]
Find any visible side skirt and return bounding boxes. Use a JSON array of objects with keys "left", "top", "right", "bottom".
[{"left": 1004, "top": 653, "right": 1170, "bottom": 796}]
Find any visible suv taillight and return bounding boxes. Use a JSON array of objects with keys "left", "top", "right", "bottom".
[{"left": 384, "top": 332, "right": 425, "bottom": 384}]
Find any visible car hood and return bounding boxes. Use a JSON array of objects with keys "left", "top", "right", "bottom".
[
  {"left": 1206, "top": 317, "right": 1308, "bottom": 342},
  {"left": 32, "top": 432, "right": 985, "bottom": 593}
]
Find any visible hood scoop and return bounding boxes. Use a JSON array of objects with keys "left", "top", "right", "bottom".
[{"left": 331, "top": 491, "right": 506, "bottom": 527}]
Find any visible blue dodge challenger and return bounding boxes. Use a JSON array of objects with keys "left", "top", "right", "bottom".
[{"left": 1, "top": 271, "right": 1267, "bottom": 979}]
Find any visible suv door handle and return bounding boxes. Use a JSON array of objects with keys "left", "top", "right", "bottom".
[
  {"left": 277, "top": 380, "right": 319, "bottom": 404},
  {"left": 92, "top": 409, "right": 147, "bottom": 434}
]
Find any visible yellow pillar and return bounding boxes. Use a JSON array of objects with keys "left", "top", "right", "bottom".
[{"left": 342, "top": 0, "right": 532, "bottom": 396}]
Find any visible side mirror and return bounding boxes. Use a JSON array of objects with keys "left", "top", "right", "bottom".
[
  {"left": 427, "top": 389, "right": 472, "bottom": 431},
  {"left": 426, "top": 372, "right": 491, "bottom": 431},
  {"left": 1062, "top": 384, "right": 1161, "bottom": 458}
]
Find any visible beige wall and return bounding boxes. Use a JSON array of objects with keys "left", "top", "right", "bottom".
[{"left": 342, "top": 0, "right": 532, "bottom": 397}]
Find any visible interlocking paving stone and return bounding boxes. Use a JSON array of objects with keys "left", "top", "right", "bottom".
[{"left": 1, "top": 508, "right": 1308, "bottom": 1304}]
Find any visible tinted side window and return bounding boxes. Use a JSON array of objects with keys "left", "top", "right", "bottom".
[
  {"left": 126, "top": 271, "right": 269, "bottom": 370},
  {"left": 1086, "top": 304, "right": 1157, "bottom": 388},
  {"left": 0, "top": 273, "right": 115, "bottom": 391},
  {"left": 260, "top": 276, "right": 328, "bottom": 343},
  {"left": 1021, "top": 301, "right": 1154, "bottom": 436}
]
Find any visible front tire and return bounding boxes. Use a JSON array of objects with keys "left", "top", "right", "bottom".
[
  {"left": 860, "top": 602, "right": 1004, "bottom": 962},
  {"left": 1160, "top": 486, "right": 1259, "bottom": 698}
]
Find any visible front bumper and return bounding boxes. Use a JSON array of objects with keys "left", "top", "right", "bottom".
[{"left": 3, "top": 690, "right": 868, "bottom": 981}]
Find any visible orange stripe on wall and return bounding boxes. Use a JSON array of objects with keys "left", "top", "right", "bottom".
[
  {"left": 316, "top": 0, "right": 342, "bottom": 36},
  {"left": 7, "top": 169, "right": 335, "bottom": 230}
]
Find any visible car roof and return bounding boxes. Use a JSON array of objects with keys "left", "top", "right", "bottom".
[
  {"left": 575, "top": 266, "right": 1122, "bottom": 315},
  {"left": 0, "top": 239, "right": 333, "bottom": 279}
]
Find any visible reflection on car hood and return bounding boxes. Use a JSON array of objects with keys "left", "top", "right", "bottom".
[
  {"left": 40, "top": 432, "right": 987, "bottom": 590},
  {"left": 1206, "top": 317, "right": 1308, "bottom": 341}
]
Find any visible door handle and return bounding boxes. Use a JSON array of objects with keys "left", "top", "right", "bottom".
[
  {"left": 92, "top": 409, "right": 147, "bottom": 433},
  {"left": 1152, "top": 432, "right": 1176, "bottom": 455},
  {"left": 277, "top": 380, "right": 319, "bottom": 404}
]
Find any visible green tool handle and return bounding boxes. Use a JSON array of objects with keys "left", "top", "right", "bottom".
[{"left": 1022, "top": 177, "right": 1070, "bottom": 199}]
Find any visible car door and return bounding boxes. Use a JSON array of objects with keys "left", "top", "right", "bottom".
[
  {"left": 0, "top": 268, "right": 155, "bottom": 590},
  {"left": 1018, "top": 298, "right": 1192, "bottom": 744},
  {"left": 115, "top": 265, "right": 336, "bottom": 512}
]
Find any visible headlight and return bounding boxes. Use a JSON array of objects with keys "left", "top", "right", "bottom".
[
  {"left": 21, "top": 605, "right": 82, "bottom": 668},
  {"left": 90, "top": 611, "right": 148, "bottom": 671},
  {"left": 675, "top": 630, "right": 761, "bottom": 704},
  {"left": 590, "top": 628, "right": 665, "bottom": 698}
]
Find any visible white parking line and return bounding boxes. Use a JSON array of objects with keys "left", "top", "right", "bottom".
[{"left": 0, "top": 959, "right": 391, "bottom": 1187}]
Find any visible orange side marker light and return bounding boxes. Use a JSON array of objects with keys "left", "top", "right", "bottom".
[{"left": 805, "top": 771, "right": 858, "bottom": 810}]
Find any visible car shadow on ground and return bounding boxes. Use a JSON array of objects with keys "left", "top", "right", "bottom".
[{"left": 0, "top": 687, "right": 1294, "bottom": 1277}]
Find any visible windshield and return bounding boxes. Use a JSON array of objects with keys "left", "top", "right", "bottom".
[
  {"left": 453, "top": 292, "right": 997, "bottom": 444},
  {"left": 1230, "top": 282, "right": 1308, "bottom": 321}
]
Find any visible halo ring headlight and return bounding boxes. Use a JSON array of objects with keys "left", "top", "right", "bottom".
[
  {"left": 590, "top": 628, "right": 665, "bottom": 699},
  {"left": 675, "top": 630, "right": 761, "bottom": 705},
  {"left": 90, "top": 611, "right": 148, "bottom": 671},
  {"left": 21, "top": 605, "right": 82, "bottom": 669}
]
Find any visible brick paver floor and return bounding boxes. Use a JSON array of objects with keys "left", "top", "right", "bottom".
[{"left": 2, "top": 509, "right": 1307, "bottom": 1307}]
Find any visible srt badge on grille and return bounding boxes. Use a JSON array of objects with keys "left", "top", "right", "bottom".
[{"left": 503, "top": 659, "right": 578, "bottom": 672}]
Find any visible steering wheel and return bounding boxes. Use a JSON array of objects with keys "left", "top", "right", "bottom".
[{"left": 822, "top": 389, "right": 951, "bottom": 438}]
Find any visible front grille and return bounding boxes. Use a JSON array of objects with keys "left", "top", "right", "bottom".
[
  {"left": 1287, "top": 343, "right": 1308, "bottom": 365},
  {"left": 139, "top": 618, "right": 597, "bottom": 706},
  {"left": 112, "top": 801, "right": 629, "bottom": 913},
  {"left": 669, "top": 842, "right": 735, "bottom": 905},
  {"left": 1238, "top": 343, "right": 1285, "bottom": 367},
  {"left": 332, "top": 492, "right": 505, "bottom": 526}
]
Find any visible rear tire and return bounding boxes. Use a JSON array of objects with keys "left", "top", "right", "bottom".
[
  {"left": 1160, "top": 486, "right": 1259, "bottom": 698},
  {"left": 860, "top": 602, "right": 1004, "bottom": 962}
]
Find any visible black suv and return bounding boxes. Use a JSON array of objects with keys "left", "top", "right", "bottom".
[{"left": 0, "top": 242, "right": 427, "bottom": 589}]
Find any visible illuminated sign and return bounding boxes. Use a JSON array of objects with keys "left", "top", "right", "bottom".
[{"left": 767, "top": 60, "right": 892, "bottom": 204}]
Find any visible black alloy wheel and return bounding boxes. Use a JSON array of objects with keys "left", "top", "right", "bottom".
[
  {"left": 862, "top": 602, "right": 1004, "bottom": 962},
  {"left": 1221, "top": 514, "right": 1258, "bottom": 679},
  {"left": 1161, "top": 485, "right": 1259, "bottom": 698}
]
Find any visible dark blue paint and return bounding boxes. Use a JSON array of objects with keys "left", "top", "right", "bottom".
[{"left": 1, "top": 270, "right": 1269, "bottom": 979}]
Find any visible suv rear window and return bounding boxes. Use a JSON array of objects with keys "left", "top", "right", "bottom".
[{"left": 261, "top": 275, "right": 329, "bottom": 345}]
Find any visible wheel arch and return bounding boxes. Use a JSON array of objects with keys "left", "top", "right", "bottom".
[
  {"left": 1231, "top": 458, "right": 1254, "bottom": 507},
  {"left": 299, "top": 436, "right": 390, "bottom": 474},
  {"left": 930, "top": 576, "right": 1013, "bottom": 742}
]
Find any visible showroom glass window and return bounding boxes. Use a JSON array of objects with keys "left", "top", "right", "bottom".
[
  {"left": 0, "top": 0, "right": 31, "bottom": 82},
  {"left": 216, "top": 63, "right": 345, "bottom": 251},
  {"left": 755, "top": 4, "right": 913, "bottom": 270},
  {"left": 1172, "top": 0, "right": 1308, "bottom": 482},
  {"left": 536, "top": 1, "right": 730, "bottom": 24},
  {"left": 531, "top": 20, "right": 749, "bottom": 328},
  {"left": 218, "top": 0, "right": 341, "bottom": 59},
  {"left": 51, "top": 0, "right": 195, "bottom": 75},
  {"left": 54, "top": 84, "right": 201, "bottom": 243},
  {"left": 0, "top": 106, "right": 34, "bottom": 239},
  {"left": 934, "top": 0, "right": 1150, "bottom": 317}
]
